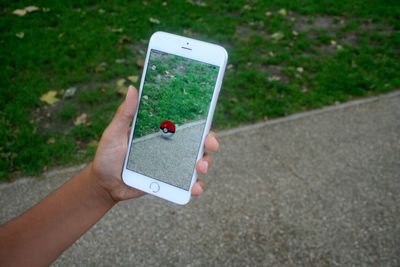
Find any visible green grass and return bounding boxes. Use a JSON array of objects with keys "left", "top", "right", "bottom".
[{"left": 0, "top": 0, "right": 399, "bottom": 179}]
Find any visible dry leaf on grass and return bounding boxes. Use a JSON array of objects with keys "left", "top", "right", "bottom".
[
  {"left": 109, "top": 27, "right": 124, "bottom": 33},
  {"left": 149, "top": 17, "right": 160, "bottom": 24},
  {"left": 13, "top": 9, "right": 27, "bottom": 16},
  {"left": 95, "top": 62, "right": 108, "bottom": 73},
  {"left": 115, "top": 59, "right": 127, "bottom": 64},
  {"left": 278, "top": 8, "right": 287, "bottom": 16},
  {"left": 47, "top": 137, "right": 56, "bottom": 144},
  {"left": 74, "top": 113, "right": 88, "bottom": 126},
  {"left": 116, "top": 79, "right": 127, "bottom": 95},
  {"left": 25, "top": 6, "right": 40, "bottom": 12},
  {"left": 128, "top": 75, "right": 139, "bottom": 83},
  {"left": 117, "top": 87, "right": 128, "bottom": 95},
  {"left": 117, "top": 79, "right": 126, "bottom": 87},
  {"left": 13, "top": 6, "right": 40, "bottom": 16},
  {"left": 16, "top": 32, "right": 25, "bottom": 38},
  {"left": 271, "top": 32, "right": 284, "bottom": 41},
  {"left": 40, "top": 90, "right": 60, "bottom": 105},
  {"left": 63, "top": 87, "right": 77, "bottom": 98},
  {"left": 88, "top": 140, "right": 99, "bottom": 148},
  {"left": 119, "top": 35, "right": 132, "bottom": 44},
  {"left": 136, "top": 59, "right": 145, "bottom": 68}
]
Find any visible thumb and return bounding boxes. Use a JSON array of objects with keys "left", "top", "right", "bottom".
[{"left": 108, "top": 85, "right": 138, "bottom": 135}]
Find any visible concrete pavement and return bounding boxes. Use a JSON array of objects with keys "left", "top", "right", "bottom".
[
  {"left": 128, "top": 120, "right": 206, "bottom": 190},
  {"left": 1, "top": 91, "right": 399, "bottom": 266}
]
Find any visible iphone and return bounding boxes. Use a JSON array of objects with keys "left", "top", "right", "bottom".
[{"left": 122, "top": 32, "right": 227, "bottom": 205}]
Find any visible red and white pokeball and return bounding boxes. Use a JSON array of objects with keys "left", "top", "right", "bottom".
[{"left": 160, "top": 120, "right": 176, "bottom": 138}]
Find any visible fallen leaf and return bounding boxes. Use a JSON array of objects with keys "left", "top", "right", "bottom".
[
  {"left": 95, "top": 62, "right": 108, "bottom": 73},
  {"left": 63, "top": 87, "right": 77, "bottom": 98},
  {"left": 278, "top": 8, "right": 287, "bottom": 16},
  {"left": 149, "top": 17, "right": 160, "bottom": 24},
  {"left": 242, "top": 5, "right": 251, "bottom": 11},
  {"left": 16, "top": 32, "right": 25, "bottom": 38},
  {"left": 117, "top": 87, "right": 128, "bottom": 95},
  {"left": 25, "top": 6, "right": 40, "bottom": 12},
  {"left": 109, "top": 27, "right": 124, "bottom": 33},
  {"left": 88, "top": 140, "right": 98, "bottom": 148},
  {"left": 40, "top": 91, "right": 60, "bottom": 105},
  {"left": 116, "top": 79, "right": 127, "bottom": 95},
  {"left": 119, "top": 35, "right": 132, "bottom": 44},
  {"left": 74, "top": 113, "right": 88, "bottom": 126},
  {"left": 271, "top": 32, "right": 284, "bottom": 41},
  {"left": 117, "top": 79, "right": 126, "bottom": 87},
  {"left": 115, "top": 59, "right": 126, "bottom": 64},
  {"left": 229, "top": 97, "right": 238, "bottom": 103},
  {"left": 136, "top": 58, "right": 144, "bottom": 67},
  {"left": 47, "top": 137, "right": 56, "bottom": 144},
  {"left": 128, "top": 75, "right": 139, "bottom": 83},
  {"left": 268, "top": 76, "right": 281, "bottom": 82},
  {"left": 187, "top": 0, "right": 207, "bottom": 6},
  {"left": 13, "top": 6, "right": 40, "bottom": 16},
  {"left": 13, "top": 9, "right": 27, "bottom": 16}
]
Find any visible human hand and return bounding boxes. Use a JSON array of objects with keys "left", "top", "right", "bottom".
[{"left": 91, "top": 86, "right": 219, "bottom": 203}]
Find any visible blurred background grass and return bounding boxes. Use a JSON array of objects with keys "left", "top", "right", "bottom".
[{"left": 0, "top": 0, "right": 399, "bottom": 180}]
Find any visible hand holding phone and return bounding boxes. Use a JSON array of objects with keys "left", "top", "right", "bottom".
[
  {"left": 92, "top": 86, "right": 219, "bottom": 202},
  {"left": 122, "top": 32, "right": 228, "bottom": 205}
]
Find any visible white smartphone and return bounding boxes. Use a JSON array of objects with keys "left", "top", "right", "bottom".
[{"left": 122, "top": 32, "right": 228, "bottom": 205}]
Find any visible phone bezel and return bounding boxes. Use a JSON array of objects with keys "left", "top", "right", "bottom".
[{"left": 122, "top": 31, "right": 228, "bottom": 205}]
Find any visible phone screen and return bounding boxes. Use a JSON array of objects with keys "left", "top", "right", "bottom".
[{"left": 126, "top": 49, "right": 220, "bottom": 190}]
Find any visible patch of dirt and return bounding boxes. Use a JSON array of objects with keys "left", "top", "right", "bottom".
[
  {"left": 31, "top": 79, "right": 121, "bottom": 134},
  {"left": 265, "top": 65, "right": 290, "bottom": 84},
  {"left": 292, "top": 14, "right": 393, "bottom": 52},
  {"left": 235, "top": 21, "right": 270, "bottom": 42},
  {"left": 293, "top": 15, "right": 345, "bottom": 33}
]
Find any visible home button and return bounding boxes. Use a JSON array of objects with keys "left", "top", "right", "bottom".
[{"left": 149, "top": 182, "right": 160, "bottom": 193}]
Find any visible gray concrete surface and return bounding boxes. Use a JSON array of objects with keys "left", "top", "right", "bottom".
[
  {"left": 127, "top": 120, "right": 206, "bottom": 190},
  {"left": 1, "top": 91, "right": 399, "bottom": 266}
]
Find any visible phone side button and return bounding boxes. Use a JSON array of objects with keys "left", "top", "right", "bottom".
[{"left": 149, "top": 182, "right": 160, "bottom": 193}]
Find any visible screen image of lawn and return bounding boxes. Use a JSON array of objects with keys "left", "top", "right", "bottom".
[
  {"left": 127, "top": 50, "right": 220, "bottom": 190},
  {"left": 133, "top": 50, "right": 219, "bottom": 138}
]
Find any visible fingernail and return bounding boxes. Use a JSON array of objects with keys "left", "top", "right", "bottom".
[
  {"left": 126, "top": 85, "right": 133, "bottom": 99},
  {"left": 203, "top": 160, "right": 208, "bottom": 173},
  {"left": 198, "top": 185, "right": 204, "bottom": 194}
]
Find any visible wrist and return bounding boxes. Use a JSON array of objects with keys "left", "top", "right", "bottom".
[{"left": 86, "top": 162, "right": 119, "bottom": 207}]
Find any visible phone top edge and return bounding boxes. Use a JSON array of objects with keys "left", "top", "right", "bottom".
[
  {"left": 149, "top": 31, "right": 228, "bottom": 66},
  {"left": 151, "top": 31, "right": 225, "bottom": 49}
]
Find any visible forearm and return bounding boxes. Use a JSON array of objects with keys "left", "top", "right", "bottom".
[{"left": 0, "top": 163, "right": 116, "bottom": 267}]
